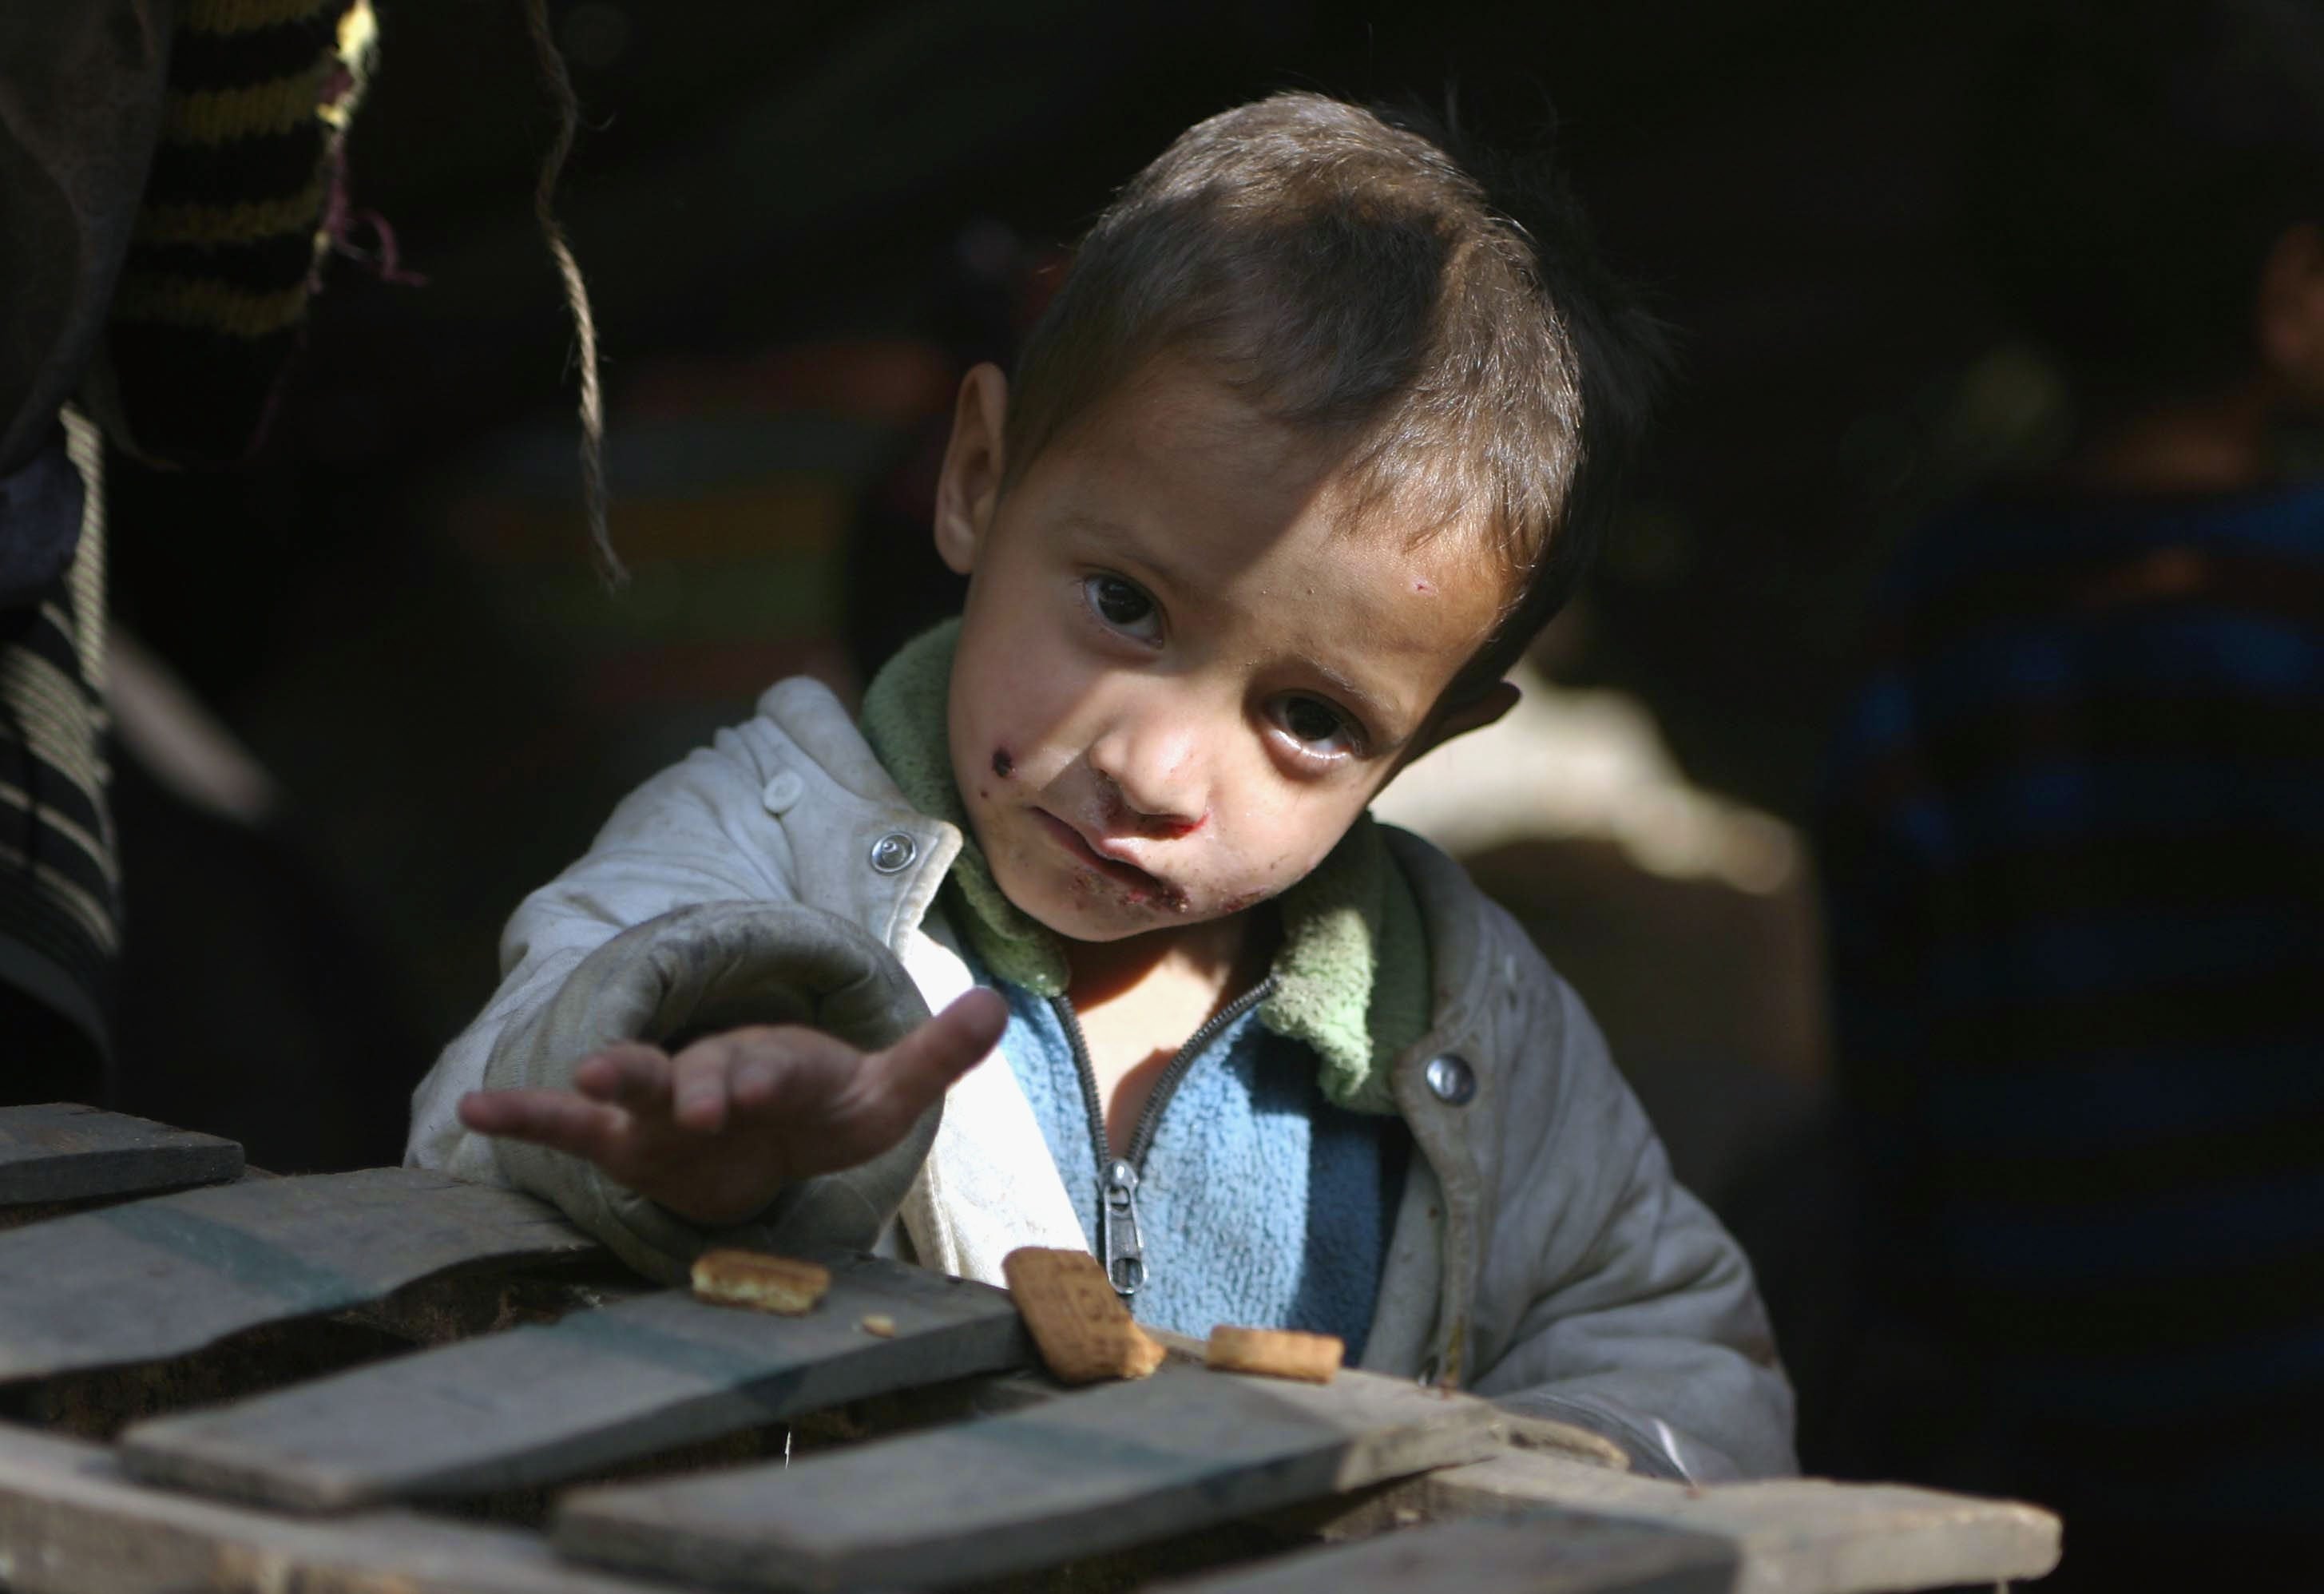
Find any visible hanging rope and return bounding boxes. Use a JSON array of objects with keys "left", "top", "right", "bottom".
[{"left": 519, "top": 0, "right": 625, "bottom": 589}]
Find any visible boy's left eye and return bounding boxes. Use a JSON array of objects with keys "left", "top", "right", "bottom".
[{"left": 1272, "top": 694, "right": 1361, "bottom": 756}]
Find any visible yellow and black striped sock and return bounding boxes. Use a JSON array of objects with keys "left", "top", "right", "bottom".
[{"left": 107, "top": 0, "right": 375, "bottom": 466}]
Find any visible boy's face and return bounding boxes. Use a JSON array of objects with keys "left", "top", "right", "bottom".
[{"left": 933, "top": 359, "right": 1509, "bottom": 946}]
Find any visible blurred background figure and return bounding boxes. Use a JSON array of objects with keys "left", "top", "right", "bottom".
[{"left": 1818, "top": 2, "right": 2324, "bottom": 1586}]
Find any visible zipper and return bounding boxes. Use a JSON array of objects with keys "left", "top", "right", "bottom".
[{"left": 1049, "top": 974, "right": 1278, "bottom": 1300}]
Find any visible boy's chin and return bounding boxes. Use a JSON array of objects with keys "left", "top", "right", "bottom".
[
  {"left": 993, "top": 862, "right": 1215, "bottom": 946},
  {"left": 1011, "top": 887, "right": 1199, "bottom": 946}
]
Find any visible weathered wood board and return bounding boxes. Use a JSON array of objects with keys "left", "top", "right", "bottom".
[
  {"left": 0, "top": 1423, "right": 668, "bottom": 1594},
  {"left": 0, "top": 1104, "right": 242, "bottom": 1207},
  {"left": 0, "top": 1168, "right": 593, "bottom": 1383},
  {"left": 555, "top": 1362, "right": 1508, "bottom": 1591},
  {"left": 1421, "top": 1452, "right": 2061, "bottom": 1594},
  {"left": 121, "top": 1251, "right": 1033, "bottom": 1510},
  {"left": 1157, "top": 1513, "right": 1741, "bottom": 1594},
  {"left": 0, "top": 1103, "right": 2080, "bottom": 1594}
]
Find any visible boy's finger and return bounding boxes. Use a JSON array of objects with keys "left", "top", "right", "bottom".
[
  {"left": 457, "top": 1089, "right": 628, "bottom": 1164},
  {"left": 668, "top": 1039, "right": 739, "bottom": 1133},
  {"left": 864, "top": 988, "right": 1006, "bottom": 1108},
  {"left": 573, "top": 1044, "right": 674, "bottom": 1109}
]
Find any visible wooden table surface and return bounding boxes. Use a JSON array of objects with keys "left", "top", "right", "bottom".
[{"left": 0, "top": 1103, "right": 2060, "bottom": 1594}]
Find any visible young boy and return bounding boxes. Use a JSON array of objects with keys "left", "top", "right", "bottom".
[{"left": 409, "top": 92, "right": 1795, "bottom": 1482}]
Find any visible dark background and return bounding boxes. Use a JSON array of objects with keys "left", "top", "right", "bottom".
[
  {"left": 104, "top": 0, "right": 2044, "bottom": 1430},
  {"left": 110, "top": 0, "right": 2044, "bottom": 1108},
  {"left": 51, "top": 10, "right": 2324, "bottom": 1581}
]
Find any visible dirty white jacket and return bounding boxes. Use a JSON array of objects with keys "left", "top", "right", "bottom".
[{"left": 407, "top": 677, "right": 1796, "bottom": 1481}]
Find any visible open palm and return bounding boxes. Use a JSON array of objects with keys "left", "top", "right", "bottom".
[{"left": 457, "top": 988, "right": 1005, "bottom": 1226}]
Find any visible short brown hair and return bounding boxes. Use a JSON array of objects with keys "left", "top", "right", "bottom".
[{"left": 1003, "top": 91, "right": 1666, "bottom": 704}]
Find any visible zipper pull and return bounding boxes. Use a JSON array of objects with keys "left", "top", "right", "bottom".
[{"left": 1100, "top": 1159, "right": 1147, "bottom": 1297}]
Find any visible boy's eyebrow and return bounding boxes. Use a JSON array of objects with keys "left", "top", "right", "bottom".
[
  {"left": 1307, "top": 661, "right": 1412, "bottom": 747},
  {"left": 1059, "top": 510, "right": 1154, "bottom": 554},
  {"left": 1059, "top": 510, "right": 1202, "bottom": 601}
]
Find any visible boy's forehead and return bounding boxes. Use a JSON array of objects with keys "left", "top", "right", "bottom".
[
  {"left": 1049, "top": 359, "right": 1485, "bottom": 554},
  {"left": 1045, "top": 359, "right": 1506, "bottom": 591},
  {"left": 1093, "top": 355, "right": 1323, "bottom": 482}
]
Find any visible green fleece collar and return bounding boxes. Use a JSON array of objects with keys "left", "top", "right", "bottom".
[{"left": 860, "top": 621, "right": 1427, "bottom": 1114}]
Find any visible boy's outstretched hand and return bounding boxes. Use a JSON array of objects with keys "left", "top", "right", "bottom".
[{"left": 456, "top": 988, "right": 1006, "bottom": 1228}]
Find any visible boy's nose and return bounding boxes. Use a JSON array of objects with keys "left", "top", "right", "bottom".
[{"left": 1088, "top": 722, "right": 1207, "bottom": 836}]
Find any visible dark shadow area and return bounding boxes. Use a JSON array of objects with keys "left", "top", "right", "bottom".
[{"left": 5, "top": 3, "right": 2318, "bottom": 1588}]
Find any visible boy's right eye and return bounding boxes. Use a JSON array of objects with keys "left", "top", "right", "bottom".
[{"left": 1083, "top": 573, "right": 1163, "bottom": 642}]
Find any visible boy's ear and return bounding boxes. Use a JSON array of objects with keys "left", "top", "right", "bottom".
[
  {"left": 934, "top": 363, "right": 1011, "bottom": 575},
  {"left": 1402, "top": 678, "right": 1521, "bottom": 769}
]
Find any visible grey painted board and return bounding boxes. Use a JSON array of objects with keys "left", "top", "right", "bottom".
[
  {"left": 1157, "top": 1515, "right": 1739, "bottom": 1594},
  {"left": 121, "top": 1251, "right": 1033, "bottom": 1510},
  {"left": 555, "top": 1362, "right": 1508, "bottom": 1591},
  {"left": 1422, "top": 1453, "right": 2062, "bottom": 1594},
  {"left": 0, "top": 1168, "right": 594, "bottom": 1383},
  {"left": 0, "top": 1103, "right": 242, "bottom": 1206},
  {"left": 0, "top": 1423, "right": 668, "bottom": 1594}
]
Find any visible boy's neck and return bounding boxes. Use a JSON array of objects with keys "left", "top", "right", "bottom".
[
  {"left": 1062, "top": 906, "right": 1276, "bottom": 1013},
  {"left": 1061, "top": 906, "right": 1281, "bottom": 1157}
]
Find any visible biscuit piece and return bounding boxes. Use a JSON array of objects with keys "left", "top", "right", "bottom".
[
  {"left": 1001, "top": 1246, "right": 1167, "bottom": 1384},
  {"left": 690, "top": 1249, "right": 831, "bottom": 1315},
  {"left": 859, "top": 1314, "right": 897, "bottom": 1338},
  {"left": 1204, "top": 1325, "right": 1344, "bottom": 1383}
]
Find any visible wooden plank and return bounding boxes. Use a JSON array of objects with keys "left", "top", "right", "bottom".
[
  {"left": 120, "top": 1251, "right": 1033, "bottom": 1510},
  {"left": 1157, "top": 1514, "right": 1739, "bottom": 1594},
  {"left": 0, "top": 1422, "right": 668, "bottom": 1594},
  {"left": 554, "top": 1362, "right": 1509, "bottom": 1591},
  {"left": 1419, "top": 1452, "right": 2060, "bottom": 1594},
  {"left": 0, "top": 1168, "right": 594, "bottom": 1384},
  {"left": 0, "top": 1104, "right": 241, "bottom": 1207}
]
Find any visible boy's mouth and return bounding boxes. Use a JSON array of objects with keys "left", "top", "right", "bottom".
[{"left": 1032, "top": 809, "right": 1181, "bottom": 903}]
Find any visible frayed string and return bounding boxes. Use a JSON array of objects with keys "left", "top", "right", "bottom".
[
  {"left": 319, "top": 149, "right": 427, "bottom": 286},
  {"left": 520, "top": 0, "right": 625, "bottom": 590},
  {"left": 337, "top": 209, "right": 428, "bottom": 286}
]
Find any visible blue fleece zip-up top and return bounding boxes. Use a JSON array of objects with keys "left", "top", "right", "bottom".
[{"left": 992, "top": 973, "right": 1409, "bottom": 1356}]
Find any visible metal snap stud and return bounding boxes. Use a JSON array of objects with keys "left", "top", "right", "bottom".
[
  {"left": 869, "top": 831, "right": 918, "bottom": 874},
  {"left": 1425, "top": 1054, "right": 1477, "bottom": 1105}
]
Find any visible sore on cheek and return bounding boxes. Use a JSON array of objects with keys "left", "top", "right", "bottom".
[{"left": 990, "top": 747, "right": 1013, "bottom": 779}]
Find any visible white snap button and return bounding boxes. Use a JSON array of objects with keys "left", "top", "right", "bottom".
[
  {"left": 869, "top": 831, "right": 918, "bottom": 874},
  {"left": 759, "top": 771, "right": 805, "bottom": 813},
  {"left": 1425, "top": 1054, "right": 1477, "bottom": 1105}
]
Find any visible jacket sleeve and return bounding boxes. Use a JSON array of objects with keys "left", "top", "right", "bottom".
[
  {"left": 404, "top": 728, "right": 940, "bottom": 1283},
  {"left": 1463, "top": 947, "right": 1799, "bottom": 1482}
]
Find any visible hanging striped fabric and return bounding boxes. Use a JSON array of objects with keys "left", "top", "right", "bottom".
[
  {"left": 106, "top": 0, "right": 373, "bottom": 466},
  {"left": 0, "top": 412, "right": 117, "bottom": 1072}
]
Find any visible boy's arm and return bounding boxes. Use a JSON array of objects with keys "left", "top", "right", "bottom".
[
  {"left": 406, "top": 729, "right": 950, "bottom": 1282},
  {"left": 408, "top": 733, "right": 799, "bottom": 1180},
  {"left": 1464, "top": 960, "right": 1798, "bottom": 1482}
]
